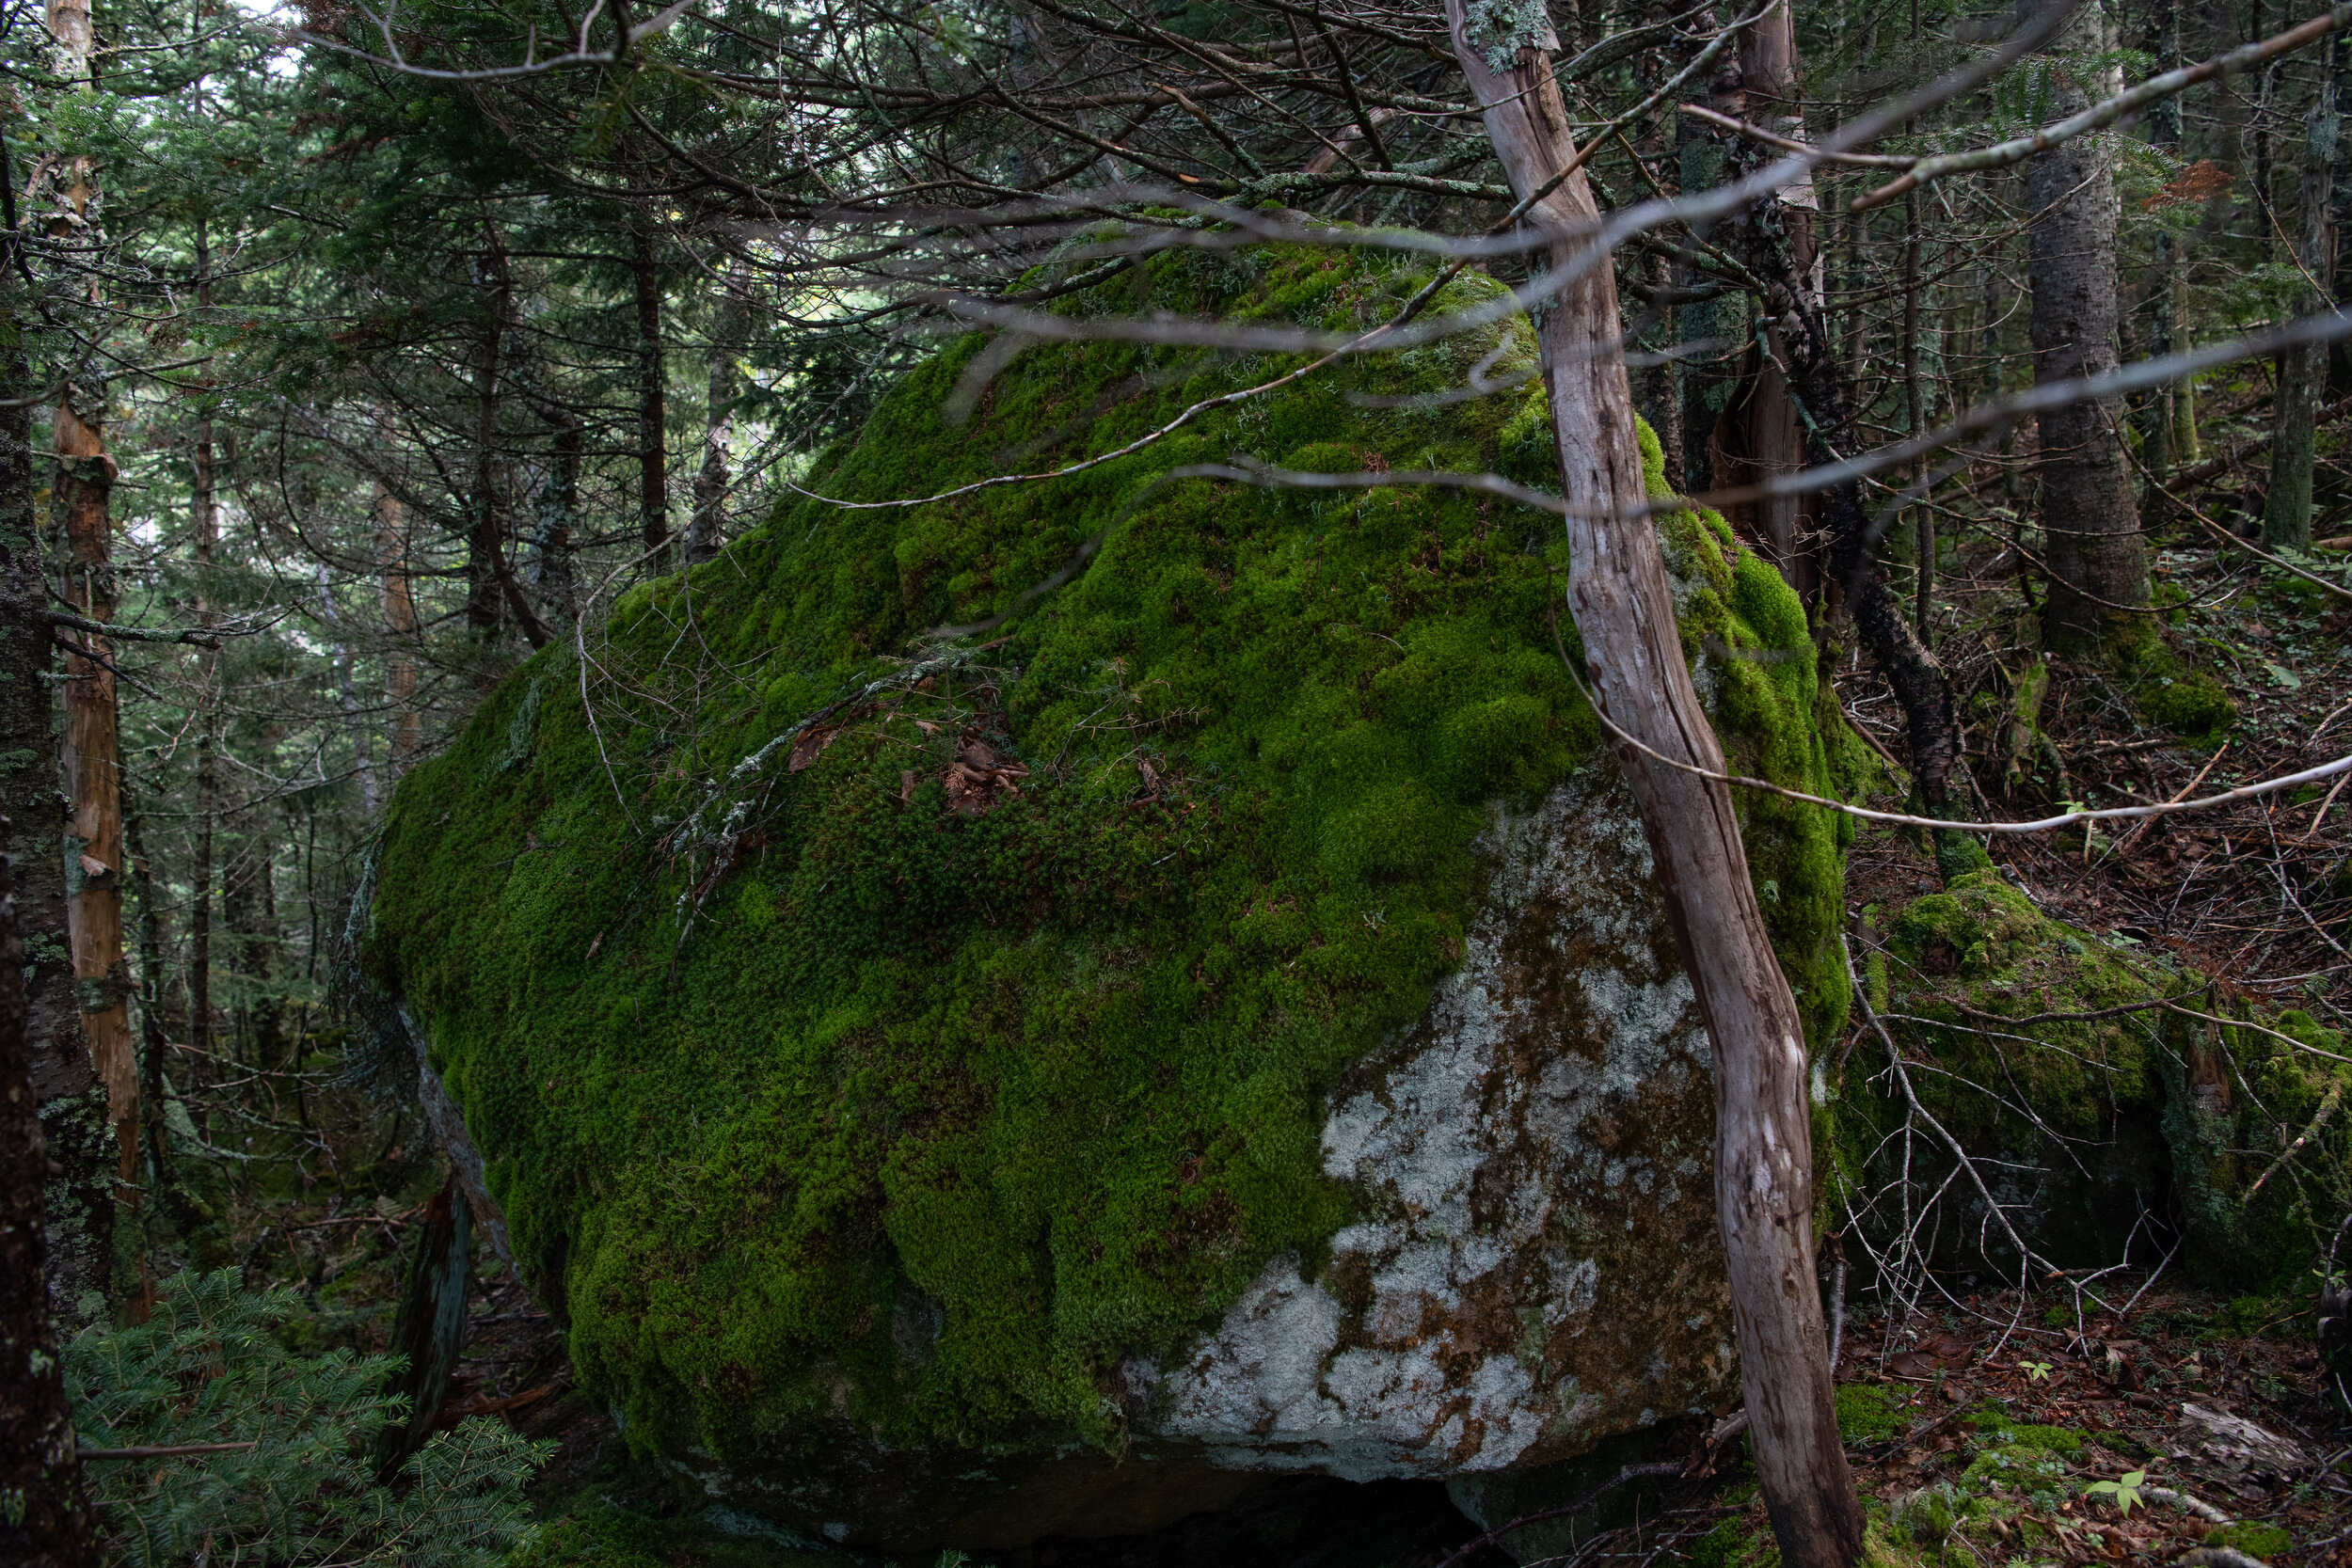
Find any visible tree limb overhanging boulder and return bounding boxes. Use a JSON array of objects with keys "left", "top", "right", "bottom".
[{"left": 361, "top": 246, "right": 1874, "bottom": 1552}]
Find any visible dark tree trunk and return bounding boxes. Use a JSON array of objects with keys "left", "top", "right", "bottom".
[
  {"left": 1714, "top": 115, "right": 1969, "bottom": 853},
  {"left": 2265, "top": 37, "right": 2337, "bottom": 550},
  {"left": 634, "top": 225, "right": 669, "bottom": 567},
  {"left": 375, "top": 1172, "right": 471, "bottom": 1476},
  {"left": 1735, "top": 1, "right": 1822, "bottom": 600},
  {"left": 0, "top": 814, "right": 103, "bottom": 1568},
  {"left": 0, "top": 354, "right": 106, "bottom": 1333},
  {"left": 1444, "top": 5, "right": 1864, "bottom": 1561},
  {"left": 2028, "top": 2, "right": 2149, "bottom": 649},
  {"left": 465, "top": 250, "right": 510, "bottom": 643}
]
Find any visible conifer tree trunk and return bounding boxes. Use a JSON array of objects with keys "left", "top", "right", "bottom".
[
  {"left": 689, "top": 278, "right": 742, "bottom": 567},
  {"left": 377, "top": 482, "right": 421, "bottom": 771},
  {"left": 190, "top": 400, "right": 216, "bottom": 1099},
  {"left": 1, "top": 341, "right": 105, "bottom": 1332},
  {"left": 1444, "top": 8, "right": 1863, "bottom": 1562},
  {"left": 2029, "top": 0, "right": 2149, "bottom": 649},
  {"left": 1740, "top": 0, "right": 1822, "bottom": 600},
  {"left": 466, "top": 250, "right": 509, "bottom": 642},
  {"left": 122, "top": 782, "right": 173, "bottom": 1199},
  {"left": 0, "top": 815, "right": 103, "bottom": 1568},
  {"left": 2265, "top": 41, "right": 2337, "bottom": 550}
]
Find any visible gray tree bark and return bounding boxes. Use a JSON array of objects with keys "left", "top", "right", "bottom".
[
  {"left": 2265, "top": 40, "right": 2337, "bottom": 551},
  {"left": 2027, "top": 0, "right": 2149, "bottom": 650},
  {"left": 1442, "top": 7, "right": 1863, "bottom": 1563}
]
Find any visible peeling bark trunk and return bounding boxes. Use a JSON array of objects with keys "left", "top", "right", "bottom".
[
  {"left": 1442, "top": 8, "right": 1863, "bottom": 1563},
  {"left": 0, "top": 815, "right": 103, "bottom": 1568},
  {"left": 2027, "top": 0, "right": 2148, "bottom": 649},
  {"left": 55, "top": 383, "right": 137, "bottom": 1208},
  {"left": 0, "top": 340, "right": 104, "bottom": 1333}
]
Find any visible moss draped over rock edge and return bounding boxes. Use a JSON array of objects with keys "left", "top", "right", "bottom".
[
  {"left": 362, "top": 243, "right": 1868, "bottom": 1465},
  {"left": 1838, "top": 870, "right": 2352, "bottom": 1288}
]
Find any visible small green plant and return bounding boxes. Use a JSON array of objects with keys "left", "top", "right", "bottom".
[
  {"left": 2084, "top": 1470, "right": 2147, "bottom": 1516},
  {"left": 66, "top": 1270, "right": 548, "bottom": 1567},
  {"left": 2021, "top": 1360, "right": 2052, "bottom": 1383}
]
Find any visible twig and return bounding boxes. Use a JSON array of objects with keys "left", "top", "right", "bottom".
[
  {"left": 78, "top": 1440, "right": 260, "bottom": 1461},
  {"left": 1857, "top": 3, "right": 2352, "bottom": 208},
  {"left": 2141, "top": 1485, "right": 2232, "bottom": 1525},
  {"left": 2116, "top": 741, "right": 2230, "bottom": 857}
]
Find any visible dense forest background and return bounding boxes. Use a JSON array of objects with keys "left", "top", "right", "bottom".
[{"left": 5, "top": 0, "right": 2352, "bottom": 1559}]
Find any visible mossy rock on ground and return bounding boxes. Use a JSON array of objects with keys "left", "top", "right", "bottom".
[
  {"left": 1840, "top": 871, "right": 2351, "bottom": 1287},
  {"left": 364, "top": 244, "right": 1865, "bottom": 1550}
]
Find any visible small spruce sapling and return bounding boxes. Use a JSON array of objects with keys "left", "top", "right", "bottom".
[{"left": 64, "top": 1270, "right": 548, "bottom": 1567}]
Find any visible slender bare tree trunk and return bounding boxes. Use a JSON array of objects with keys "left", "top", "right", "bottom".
[
  {"left": 466, "top": 245, "right": 509, "bottom": 642},
  {"left": 377, "top": 483, "right": 421, "bottom": 770},
  {"left": 190, "top": 396, "right": 217, "bottom": 1100},
  {"left": 319, "top": 564, "right": 378, "bottom": 817},
  {"left": 121, "top": 778, "right": 173, "bottom": 1208},
  {"left": 504, "top": 303, "right": 580, "bottom": 623},
  {"left": 2029, "top": 0, "right": 2148, "bottom": 649},
  {"left": 2265, "top": 39, "right": 2337, "bottom": 550},
  {"left": 633, "top": 225, "right": 670, "bottom": 567},
  {"left": 1738, "top": 0, "right": 1822, "bottom": 600},
  {"left": 1443, "top": 7, "right": 1863, "bottom": 1562},
  {"left": 689, "top": 274, "right": 744, "bottom": 567}
]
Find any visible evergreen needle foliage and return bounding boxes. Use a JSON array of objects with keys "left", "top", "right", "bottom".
[{"left": 64, "top": 1270, "right": 548, "bottom": 1567}]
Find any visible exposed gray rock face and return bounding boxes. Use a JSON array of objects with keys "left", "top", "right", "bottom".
[
  {"left": 657, "top": 768, "right": 1738, "bottom": 1551},
  {"left": 1136, "top": 767, "right": 1735, "bottom": 1479}
]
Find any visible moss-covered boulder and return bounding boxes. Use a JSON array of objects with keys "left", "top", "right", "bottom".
[
  {"left": 1841, "top": 871, "right": 2352, "bottom": 1287},
  {"left": 363, "top": 245, "right": 1864, "bottom": 1549}
]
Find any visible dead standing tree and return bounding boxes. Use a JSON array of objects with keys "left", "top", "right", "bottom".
[{"left": 1442, "top": 4, "right": 1865, "bottom": 1562}]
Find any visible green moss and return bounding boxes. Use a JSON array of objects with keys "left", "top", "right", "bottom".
[
  {"left": 2140, "top": 671, "right": 2237, "bottom": 737},
  {"left": 1836, "top": 1383, "right": 1909, "bottom": 1442},
  {"left": 2206, "top": 1522, "right": 2294, "bottom": 1560},
  {"left": 1835, "top": 869, "right": 2352, "bottom": 1286},
  {"left": 508, "top": 1507, "right": 836, "bottom": 1568},
  {"left": 366, "top": 245, "right": 1851, "bottom": 1464}
]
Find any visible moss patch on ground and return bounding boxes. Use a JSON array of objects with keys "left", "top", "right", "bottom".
[{"left": 366, "top": 243, "right": 1854, "bottom": 1464}]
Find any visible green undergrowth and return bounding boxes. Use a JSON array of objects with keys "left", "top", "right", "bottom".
[
  {"left": 1837, "top": 869, "right": 2352, "bottom": 1285},
  {"left": 367, "top": 242, "right": 1858, "bottom": 1464}
]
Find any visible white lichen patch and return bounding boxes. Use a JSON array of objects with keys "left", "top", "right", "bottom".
[{"left": 1146, "top": 771, "right": 1736, "bottom": 1479}]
